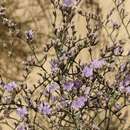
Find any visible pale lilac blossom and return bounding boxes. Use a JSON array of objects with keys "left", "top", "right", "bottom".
[
  {"left": 124, "top": 74, "right": 130, "bottom": 86},
  {"left": 16, "top": 124, "right": 26, "bottom": 130},
  {"left": 119, "top": 82, "right": 125, "bottom": 92},
  {"left": 63, "top": 81, "right": 74, "bottom": 91},
  {"left": 120, "top": 64, "right": 126, "bottom": 72},
  {"left": 119, "top": 81, "right": 130, "bottom": 94},
  {"left": 91, "top": 59, "right": 106, "bottom": 69},
  {"left": 63, "top": 0, "right": 76, "bottom": 7},
  {"left": 4, "top": 81, "right": 17, "bottom": 92},
  {"left": 82, "top": 66, "right": 93, "bottom": 77},
  {"left": 71, "top": 96, "right": 87, "bottom": 110},
  {"left": 38, "top": 103, "right": 51, "bottom": 115},
  {"left": 126, "top": 87, "right": 130, "bottom": 94},
  {"left": 50, "top": 95, "right": 57, "bottom": 102},
  {"left": 46, "top": 82, "right": 59, "bottom": 93},
  {"left": 114, "top": 103, "right": 121, "bottom": 111},
  {"left": 25, "top": 30, "right": 33, "bottom": 40},
  {"left": 50, "top": 59, "right": 59, "bottom": 74},
  {"left": 17, "top": 107, "right": 28, "bottom": 118},
  {"left": 114, "top": 46, "right": 123, "bottom": 55},
  {"left": 73, "top": 80, "right": 82, "bottom": 88}
]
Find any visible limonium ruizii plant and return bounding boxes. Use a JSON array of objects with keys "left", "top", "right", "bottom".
[
  {"left": 63, "top": 0, "right": 76, "bottom": 7},
  {"left": 1, "top": 0, "right": 130, "bottom": 130}
]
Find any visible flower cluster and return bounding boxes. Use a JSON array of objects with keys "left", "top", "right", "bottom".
[
  {"left": 63, "top": 0, "right": 76, "bottom": 7},
  {"left": 4, "top": 81, "right": 17, "bottom": 92},
  {"left": 1, "top": 0, "right": 130, "bottom": 130},
  {"left": 82, "top": 59, "right": 106, "bottom": 77}
]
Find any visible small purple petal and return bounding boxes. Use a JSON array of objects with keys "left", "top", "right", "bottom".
[
  {"left": 50, "top": 95, "right": 57, "bottom": 102},
  {"left": 126, "top": 86, "right": 130, "bottom": 94},
  {"left": 120, "top": 64, "right": 126, "bottom": 72},
  {"left": 63, "top": 81, "right": 74, "bottom": 91},
  {"left": 73, "top": 80, "right": 82, "bottom": 88},
  {"left": 63, "top": 0, "right": 75, "bottom": 7},
  {"left": 82, "top": 66, "right": 93, "bottom": 77},
  {"left": 114, "top": 46, "right": 123, "bottom": 55},
  {"left": 124, "top": 74, "right": 130, "bottom": 86},
  {"left": 91, "top": 59, "right": 106, "bottom": 69},
  {"left": 17, "top": 124, "right": 26, "bottom": 130},
  {"left": 38, "top": 103, "right": 51, "bottom": 115},
  {"left": 4, "top": 81, "right": 17, "bottom": 92},
  {"left": 119, "top": 82, "right": 125, "bottom": 92},
  {"left": 114, "top": 103, "right": 121, "bottom": 111},
  {"left": 71, "top": 96, "right": 87, "bottom": 110},
  {"left": 25, "top": 30, "right": 33, "bottom": 40},
  {"left": 17, "top": 107, "right": 28, "bottom": 118},
  {"left": 46, "top": 82, "right": 59, "bottom": 93},
  {"left": 50, "top": 59, "right": 59, "bottom": 74}
]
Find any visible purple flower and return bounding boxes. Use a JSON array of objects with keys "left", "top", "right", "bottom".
[
  {"left": 50, "top": 95, "right": 57, "bottom": 102},
  {"left": 124, "top": 74, "right": 130, "bottom": 86},
  {"left": 113, "top": 46, "right": 123, "bottom": 55},
  {"left": 38, "top": 103, "right": 44, "bottom": 112},
  {"left": 46, "top": 82, "right": 59, "bottom": 93},
  {"left": 63, "top": 81, "right": 74, "bottom": 91},
  {"left": 4, "top": 81, "right": 17, "bottom": 92},
  {"left": 126, "top": 87, "right": 130, "bottom": 94},
  {"left": 118, "top": 75, "right": 130, "bottom": 93},
  {"left": 25, "top": 30, "right": 33, "bottom": 40},
  {"left": 120, "top": 64, "right": 126, "bottom": 72},
  {"left": 38, "top": 103, "right": 51, "bottom": 115},
  {"left": 114, "top": 103, "right": 121, "bottom": 111},
  {"left": 91, "top": 59, "right": 106, "bottom": 69},
  {"left": 50, "top": 59, "right": 59, "bottom": 74},
  {"left": 73, "top": 80, "right": 82, "bottom": 88},
  {"left": 119, "top": 81, "right": 130, "bottom": 94},
  {"left": 63, "top": 0, "right": 75, "bottom": 7},
  {"left": 119, "top": 84, "right": 125, "bottom": 93},
  {"left": 71, "top": 96, "right": 87, "bottom": 110},
  {"left": 16, "top": 124, "right": 26, "bottom": 130},
  {"left": 82, "top": 66, "right": 93, "bottom": 77},
  {"left": 17, "top": 107, "right": 28, "bottom": 118}
]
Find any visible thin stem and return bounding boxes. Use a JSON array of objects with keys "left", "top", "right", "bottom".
[{"left": 112, "top": 0, "right": 130, "bottom": 39}]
